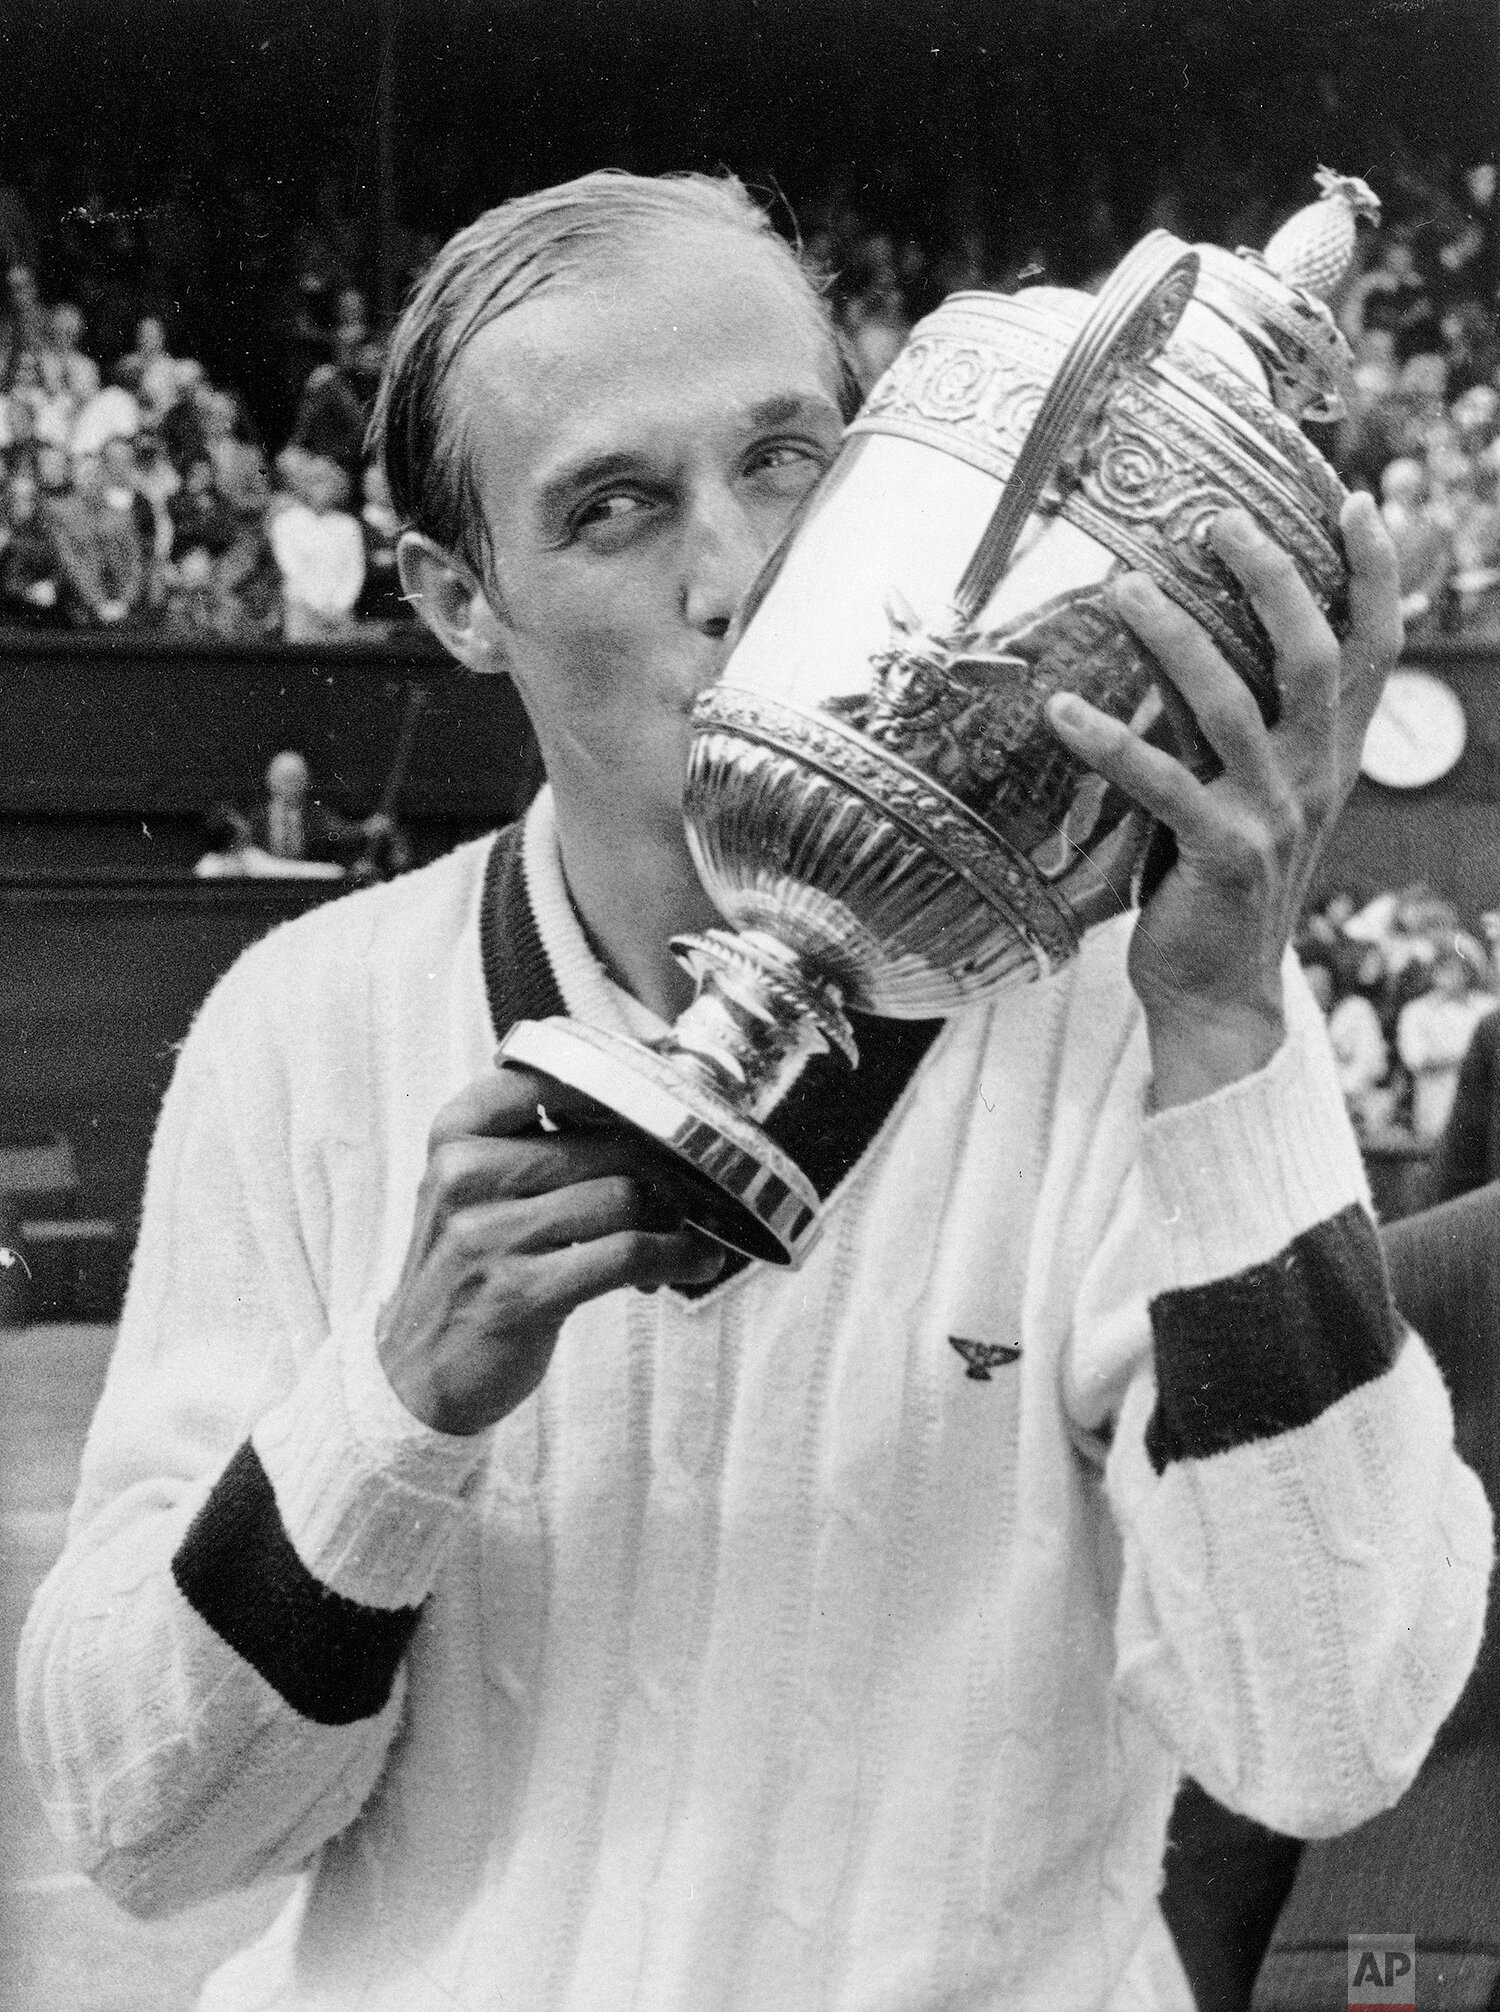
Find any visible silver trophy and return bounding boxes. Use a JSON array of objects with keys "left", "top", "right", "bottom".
[{"left": 502, "top": 172, "right": 1380, "bottom": 1266}]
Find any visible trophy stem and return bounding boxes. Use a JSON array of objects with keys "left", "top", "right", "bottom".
[
  {"left": 662, "top": 928, "right": 859, "bottom": 1123},
  {"left": 496, "top": 930, "right": 852, "bottom": 1267}
]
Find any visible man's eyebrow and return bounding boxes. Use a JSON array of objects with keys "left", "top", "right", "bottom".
[
  {"left": 744, "top": 391, "right": 840, "bottom": 428},
  {"left": 534, "top": 448, "right": 646, "bottom": 518}
]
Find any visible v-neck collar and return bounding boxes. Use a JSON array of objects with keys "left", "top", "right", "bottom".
[{"left": 478, "top": 823, "right": 944, "bottom": 1287}]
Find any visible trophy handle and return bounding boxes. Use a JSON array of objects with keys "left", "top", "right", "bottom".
[{"left": 950, "top": 230, "right": 1201, "bottom": 627}]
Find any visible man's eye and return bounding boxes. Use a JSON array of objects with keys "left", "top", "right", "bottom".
[
  {"left": 575, "top": 491, "right": 647, "bottom": 528},
  {"left": 747, "top": 441, "right": 827, "bottom": 489}
]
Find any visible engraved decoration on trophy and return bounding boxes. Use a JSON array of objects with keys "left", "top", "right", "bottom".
[{"left": 501, "top": 172, "right": 1381, "bottom": 1267}]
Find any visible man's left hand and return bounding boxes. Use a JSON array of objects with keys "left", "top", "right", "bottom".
[{"left": 1045, "top": 491, "right": 1402, "bottom": 1110}]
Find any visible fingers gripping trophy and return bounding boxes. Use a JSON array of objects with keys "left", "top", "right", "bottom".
[{"left": 501, "top": 170, "right": 1382, "bottom": 1267}]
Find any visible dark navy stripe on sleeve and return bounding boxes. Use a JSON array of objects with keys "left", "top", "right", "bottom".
[
  {"left": 1145, "top": 1202, "right": 1405, "bottom": 1475},
  {"left": 172, "top": 1440, "right": 422, "bottom": 1726}
]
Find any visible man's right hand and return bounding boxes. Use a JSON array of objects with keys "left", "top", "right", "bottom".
[{"left": 376, "top": 1064, "right": 724, "bottom": 1436}]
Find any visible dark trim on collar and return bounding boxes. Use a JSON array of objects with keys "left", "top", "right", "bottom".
[
  {"left": 480, "top": 822, "right": 566, "bottom": 1036},
  {"left": 478, "top": 826, "right": 943, "bottom": 1286}
]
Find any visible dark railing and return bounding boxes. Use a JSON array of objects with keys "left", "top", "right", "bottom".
[
  {"left": 0, "top": 625, "right": 539, "bottom": 842},
  {"left": 1, "top": 630, "right": 1494, "bottom": 1301}
]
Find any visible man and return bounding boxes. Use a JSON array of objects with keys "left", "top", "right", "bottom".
[
  {"left": 1425, "top": 1000, "right": 1500, "bottom": 1203},
  {"left": 19, "top": 172, "right": 1491, "bottom": 2011}
]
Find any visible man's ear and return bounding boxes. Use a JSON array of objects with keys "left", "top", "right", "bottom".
[{"left": 397, "top": 532, "right": 504, "bottom": 674}]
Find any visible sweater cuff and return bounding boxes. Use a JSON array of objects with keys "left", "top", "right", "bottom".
[
  {"left": 1138, "top": 1007, "right": 1367, "bottom": 1294},
  {"left": 251, "top": 1314, "right": 489, "bottom": 1611}
]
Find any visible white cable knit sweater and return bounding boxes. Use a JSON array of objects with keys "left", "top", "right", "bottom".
[{"left": 19, "top": 791, "right": 1493, "bottom": 2012}]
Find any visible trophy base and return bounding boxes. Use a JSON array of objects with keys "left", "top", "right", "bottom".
[{"left": 497, "top": 1017, "right": 822, "bottom": 1268}]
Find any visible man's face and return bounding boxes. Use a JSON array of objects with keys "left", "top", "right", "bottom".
[{"left": 449, "top": 228, "right": 844, "bottom": 839}]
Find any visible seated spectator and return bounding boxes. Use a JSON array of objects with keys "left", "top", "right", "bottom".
[
  {"left": 1, "top": 389, "right": 40, "bottom": 478},
  {"left": 0, "top": 468, "right": 63, "bottom": 625},
  {"left": 70, "top": 380, "right": 144, "bottom": 459},
  {"left": 3, "top": 263, "right": 48, "bottom": 371},
  {"left": 1451, "top": 444, "right": 1500, "bottom": 626},
  {"left": 122, "top": 315, "right": 185, "bottom": 421},
  {"left": 168, "top": 455, "right": 236, "bottom": 566},
  {"left": 1397, "top": 944, "right": 1497, "bottom": 1142},
  {"left": 246, "top": 748, "right": 395, "bottom": 872},
  {"left": 1380, "top": 456, "right": 1453, "bottom": 629},
  {"left": 268, "top": 446, "right": 364, "bottom": 641},
  {"left": 1341, "top": 230, "right": 1441, "bottom": 362},
  {"left": 289, "top": 360, "right": 367, "bottom": 493},
  {"left": 99, "top": 432, "right": 163, "bottom": 621},
  {"left": 1304, "top": 958, "right": 1394, "bottom": 1136},
  {"left": 158, "top": 361, "right": 210, "bottom": 471},
  {"left": 1439, "top": 299, "right": 1500, "bottom": 399},
  {"left": 33, "top": 441, "right": 71, "bottom": 506},
  {"left": 199, "top": 388, "right": 257, "bottom": 490},
  {"left": 163, "top": 544, "right": 220, "bottom": 635},
  {"left": 163, "top": 455, "right": 242, "bottom": 636},
  {"left": 131, "top": 424, "right": 179, "bottom": 562},
  {"left": 9, "top": 349, "right": 74, "bottom": 449},
  {"left": 47, "top": 449, "right": 148, "bottom": 628},
  {"left": 41, "top": 303, "right": 100, "bottom": 407},
  {"left": 1424, "top": 1003, "right": 1500, "bottom": 1204},
  {"left": 193, "top": 801, "right": 343, "bottom": 882},
  {"left": 355, "top": 459, "right": 407, "bottom": 624},
  {"left": 330, "top": 286, "right": 385, "bottom": 410},
  {"left": 211, "top": 443, "right": 282, "bottom": 639}
]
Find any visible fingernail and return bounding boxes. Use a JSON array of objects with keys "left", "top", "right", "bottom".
[
  {"left": 1213, "top": 510, "right": 1260, "bottom": 551},
  {"left": 1048, "top": 691, "right": 1085, "bottom": 728},
  {"left": 1111, "top": 573, "right": 1157, "bottom": 615}
]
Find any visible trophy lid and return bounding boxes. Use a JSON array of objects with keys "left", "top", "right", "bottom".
[{"left": 1191, "top": 169, "right": 1380, "bottom": 423}]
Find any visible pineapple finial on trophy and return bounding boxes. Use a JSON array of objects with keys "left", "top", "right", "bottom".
[{"left": 1262, "top": 169, "right": 1383, "bottom": 300}]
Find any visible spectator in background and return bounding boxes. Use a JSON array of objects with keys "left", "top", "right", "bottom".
[
  {"left": 168, "top": 454, "right": 235, "bottom": 567},
  {"left": 42, "top": 303, "right": 100, "bottom": 406},
  {"left": 131, "top": 424, "right": 180, "bottom": 564},
  {"left": 4, "top": 263, "right": 48, "bottom": 372},
  {"left": 247, "top": 747, "right": 395, "bottom": 870},
  {"left": 163, "top": 456, "right": 238, "bottom": 635},
  {"left": 1440, "top": 300, "right": 1500, "bottom": 399},
  {"left": 99, "top": 432, "right": 163, "bottom": 621},
  {"left": 213, "top": 443, "right": 282, "bottom": 638},
  {"left": 1424, "top": 1004, "right": 1500, "bottom": 1204},
  {"left": 48, "top": 449, "right": 147, "bottom": 628},
  {"left": 1380, "top": 456, "right": 1453, "bottom": 630},
  {"left": 159, "top": 360, "right": 210, "bottom": 471},
  {"left": 355, "top": 459, "right": 407, "bottom": 626},
  {"left": 330, "top": 286, "right": 386, "bottom": 411},
  {"left": 0, "top": 468, "right": 63, "bottom": 625},
  {"left": 1341, "top": 230, "right": 1441, "bottom": 362},
  {"left": 288, "top": 361, "right": 367, "bottom": 495},
  {"left": 1450, "top": 443, "right": 1500, "bottom": 625},
  {"left": 2, "top": 389, "right": 40, "bottom": 478},
  {"left": 1303, "top": 958, "right": 1394, "bottom": 1137},
  {"left": 836, "top": 233, "right": 910, "bottom": 393},
  {"left": 1397, "top": 942, "right": 1497, "bottom": 1141},
  {"left": 71, "top": 379, "right": 144, "bottom": 459},
  {"left": 9, "top": 349, "right": 74, "bottom": 449},
  {"left": 268, "top": 446, "right": 364, "bottom": 640},
  {"left": 193, "top": 801, "right": 343, "bottom": 882},
  {"left": 122, "top": 315, "right": 184, "bottom": 420},
  {"left": 33, "top": 441, "right": 71, "bottom": 507}
]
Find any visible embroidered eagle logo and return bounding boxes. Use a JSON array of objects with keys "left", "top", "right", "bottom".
[{"left": 948, "top": 1334, "right": 1021, "bottom": 1381}]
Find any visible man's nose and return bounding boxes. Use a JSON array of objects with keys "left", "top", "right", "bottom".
[{"left": 680, "top": 486, "right": 764, "bottom": 640}]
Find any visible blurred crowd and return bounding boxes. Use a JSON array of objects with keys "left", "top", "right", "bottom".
[
  {"left": 1297, "top": 885, "right": 1500, "bottom": 1147},
  {"left": 0, "top": 267, "right": 407, "bottom": 640},
  {"left": 2, "top": 139, "right": 1498, "bottom": 639}
]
